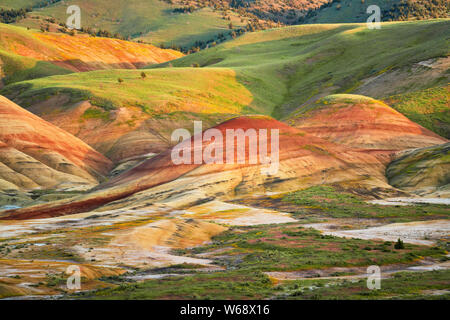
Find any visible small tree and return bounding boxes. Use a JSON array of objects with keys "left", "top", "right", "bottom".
[
  {"left": 118, "top": 78, "right": 124, "bottom": 84},
  {"left": 394, "top": 238, "right": 405, "bottom": 249},
  {"left": 140, "top": 71, "right": 147, "bottom": 79}
]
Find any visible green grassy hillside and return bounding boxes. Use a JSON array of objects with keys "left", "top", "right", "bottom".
[
  {"left": 302, "top": 0, "right": 448, "bottom": 24},
  {"left": 0, "top": 22, "right": 183, "bottom": 86},
  {"left": 303, "top": 0, "right": 401, "bottom": 24},
  {"left": 0, "top": 0, "right": 42, "bottom": 10},
  {"left": 0, "top": 49, "right": 72, "bottom": 85},
  {"left": 151, "top": 19, "right": 449, "bottom": 127},
  {"left": 6, "top": 0, "right": 448, "bottom": 50},
  {"left": 386, "top": 86, "right": 450, "bottom": 139},
  {"left": 2, "top": 20, "right": 448, "bottom": 137},
  {"left": 14, "top": 0, "right": 247, "bottom": 49},
  {"left": 0, "top": 67, "right": 250, "bottom": 161},
  {"left": 1, "top": 68, "right": 254, "bottom": 115}
]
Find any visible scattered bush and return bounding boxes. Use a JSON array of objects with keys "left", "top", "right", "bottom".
[
  {"left": 0, "top": 8, "right": 31, "bottom": 24},
  {"left": 394, "top": 238, "right": 405, "bottom": 250}
]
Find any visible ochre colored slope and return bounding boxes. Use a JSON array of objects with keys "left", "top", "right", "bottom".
[
  {"left": 0, "top": 116, "right": 390, "bottom": 220},
  {"left": 0, "top": 95, "right": 112, "bottom": 190},
  {"left": 288, "top": 95, "right": 447, "bottom": 151},
  {"left": 32, "top": 33, "right": 183, "bottom": 71},
  {"left": 0, "top": 23, "right": 183, "bottom": 74},
  {"left": 116, "top": 219, "right": 227, "bottom": 251}
]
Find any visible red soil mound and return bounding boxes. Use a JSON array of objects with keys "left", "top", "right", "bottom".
[
  {"left": 288, "top": 95, "right": 447, "bottom": 151},
  {"left": 0, "top": 25, "right": 183, "bottom": 72},
  {"left": 0, "top": 116, "right": 389, "bottom": 220},
  {"left": 0, "top": 95, "right": 112, "bottom": 189}
]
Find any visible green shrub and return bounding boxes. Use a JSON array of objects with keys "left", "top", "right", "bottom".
[{"left": 394, "top": 238, "right": 405, "bottom": 250}]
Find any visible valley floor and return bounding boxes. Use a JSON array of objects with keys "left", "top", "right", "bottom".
[{"left": 0, "top": 186, "right": 448, "bottom": 300}]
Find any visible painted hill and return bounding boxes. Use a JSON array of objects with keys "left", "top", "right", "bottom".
[
  {"left": 287, "top": 94, "right": 447, "bottom": 151},
  {"left": 387, "top": 142, "right": 450, "bottom": 197},
  {"left": 0, "top": 23, "right": 183, "bottom": 85},
  {"left": 1, "top": 68, "right": 249, "bottom": 162},
  {"left": 2, "top": 20, "right": 448, "bottom": 163},
  {"left": 0, "top": 95, "right": 112, "bottom": 192},
  {"left": 0, "top": 115, "right": 391, "bottom": 220}
]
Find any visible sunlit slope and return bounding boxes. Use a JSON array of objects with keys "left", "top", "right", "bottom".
[
  {"left": 1, "top": 68, "right": 252, "bottom": 162},
  {"left": 0, "top": 116, "right": 390, "bottom": 220},
  {"left": 156, "top": 19, "right": 449, "bottom": 122},
  {"left": 15, "top": 0, "right": 246, "bottom": 48},
  {"left": 2, "top": 20, "right": 448, "bottom": 161},
  {"left": 0, "top": 23, "right": 182, "bottom": 85}
]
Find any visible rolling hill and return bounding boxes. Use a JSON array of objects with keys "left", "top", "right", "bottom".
[
  {"left": 0, "top": 9, "right": 449, "bottom": 301},
  {"left": 5, "top": 0, "right": 447, "bottom": 49},
  {"left": 2, "top": 20, "right": 447, "bottom": 160},
  {"left": 0, "top": 0, "right": 43, "bottom": 10},
  {"left": 153, "top": 19, "right": 449, "bottom": 129},
  {"left": 0, "top": 95, "right": 112, "bottom": 194},
  {"left": 0, "top": 115, "right": 392, "bottom": 220},
  {"left": 0, "top": 23, "right": 182, "bottom": 85},
  {"left": 287, "top": 94, "right": 447, "bottom": 151},
  {"left": 10, "top": 0, "right": 250, "bottom": 49},
  {"left": 1, "top": 68, "right": 250, "bottom": 162}
]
